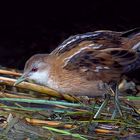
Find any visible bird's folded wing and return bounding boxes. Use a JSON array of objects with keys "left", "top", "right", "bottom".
[{"left": 63, "top": 44, "right": 138, "bottom": 81}]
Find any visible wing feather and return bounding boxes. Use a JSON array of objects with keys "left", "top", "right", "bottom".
[{"left": 63, "top": 45, "right": 138, "bottom": 81}]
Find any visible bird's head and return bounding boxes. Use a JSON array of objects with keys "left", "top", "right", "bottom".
[{"left": 14, "top": 54, "right": 50, "bottom": 86}]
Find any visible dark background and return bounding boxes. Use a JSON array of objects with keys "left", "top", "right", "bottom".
[{"left": 0, "top": 1, "right": 140, "bottom": 71}]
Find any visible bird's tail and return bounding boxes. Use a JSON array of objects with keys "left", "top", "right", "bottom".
[
  {"left": 122, "top": 28, "right": 140, "bottom": 72},
  {"left": 122, "top": 28, "right": 140, "bottom": 51}
]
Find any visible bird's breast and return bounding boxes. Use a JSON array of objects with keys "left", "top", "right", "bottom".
[{"left": 47, "top": 67, "right": 106, "bottom": 96}]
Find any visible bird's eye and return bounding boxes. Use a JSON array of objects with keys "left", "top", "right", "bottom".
[{"left": 31, "top": 67, "right": 38, "bottom": 72}]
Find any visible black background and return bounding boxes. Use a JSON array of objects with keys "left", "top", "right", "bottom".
[{"left": 0, "top": 0, "right": 140, "bottom": 72}]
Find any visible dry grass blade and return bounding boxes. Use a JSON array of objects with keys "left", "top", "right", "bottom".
[
  {"left": 0, "top": 69, "right": 22, "bottom": 76},
  {"left": 26, "top": 118, "right": 77, "bottom": 129},
  {"left": 0, "top": 91, "right": 34, "bottom": 99},
  {"left": 0, "top": 76, "right": 78, "bottom": 102}
]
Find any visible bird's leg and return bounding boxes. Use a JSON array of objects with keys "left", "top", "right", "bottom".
[
  {"left": 106, "top": 82, "right": 123, "bottom": 117},
  {"left": 111, "top": 83, "right": 134, "bottom": 117},
  {"left": 114, "top": 85, "right": 134, "bottom": 112},
  {"left": 93, "top": 83, "right": 113, "bottom": 119},
  {"left": 93, "top": 93, "right": 110, "bottom": 119},
  {"left": 93, "top": 82, "right": 122, "bottom": 119},
  {"left": 113, "top": 86, "right": 123, "bottom": 117}
]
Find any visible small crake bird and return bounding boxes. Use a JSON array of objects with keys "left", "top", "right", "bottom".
[
  {"left": 14, "top": 29, "right": 140, "bottom": 98},
  {"left": 14, "top": 29, "right": 140, "bottom": 118}
]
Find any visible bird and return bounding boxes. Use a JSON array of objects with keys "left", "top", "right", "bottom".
[{"left": 14, "top": 29, "right": 140, "bottom": 97}]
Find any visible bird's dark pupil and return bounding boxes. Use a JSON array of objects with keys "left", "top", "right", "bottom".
[{"left": 32, "top": 67, "right": 37, "bottom": 72}]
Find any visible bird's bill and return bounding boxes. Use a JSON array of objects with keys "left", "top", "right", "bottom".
[{"left": 14, "top": 75, "right": 27, "bottom": 86}]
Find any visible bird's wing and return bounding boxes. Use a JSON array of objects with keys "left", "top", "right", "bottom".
[
  {"left": 63, "top": 44, "right": 138, "bottom": 81},
  {"left": 52, "top": 30, "right": 140, "bottom": 82},
  {"left": 52, "top": 29, "right": 140, "bottom": 56},
  {"left": 51, "top": 31, "right": 123, "bottom": 56}
]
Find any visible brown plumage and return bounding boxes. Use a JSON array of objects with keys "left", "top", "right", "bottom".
[{"left": 15, "top": 29, "right": 140, "bottom": 96}]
